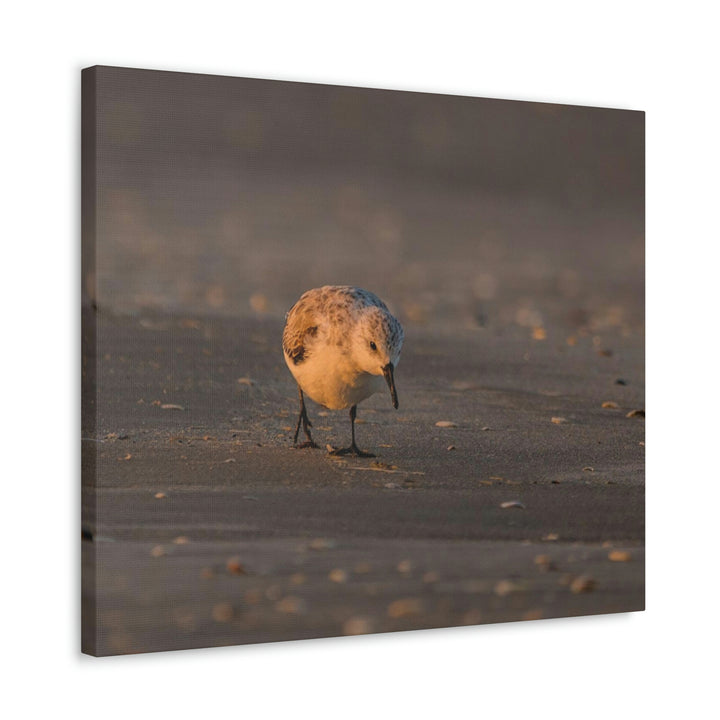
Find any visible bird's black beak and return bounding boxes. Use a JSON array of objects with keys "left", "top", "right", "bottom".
[{"left": 382, "top": 362, "right": 399, "bottom": 409}]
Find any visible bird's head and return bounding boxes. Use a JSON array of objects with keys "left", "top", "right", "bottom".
[{"left": 354, "top": 307, "right": 404, "bottom": 409}]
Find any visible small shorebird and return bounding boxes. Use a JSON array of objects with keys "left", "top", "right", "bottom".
[{"left": 282, "top": 286, "right": 404, "bottom": 456}]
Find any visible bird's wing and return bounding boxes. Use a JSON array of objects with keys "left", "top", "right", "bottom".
[{"left": 282, "top": 299, "right": 318, "bottom": 365}]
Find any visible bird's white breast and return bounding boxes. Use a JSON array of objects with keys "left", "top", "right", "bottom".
[{"left": 284, "top": 346, "right": 383, "bottom": 410}]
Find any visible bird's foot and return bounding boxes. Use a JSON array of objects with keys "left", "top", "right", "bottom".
[
  {"left": 293, "top": 441, "right": 320, "bottom": 450},
  {"left": 328, "top": 444, "right": 375, "bottom": 458}
]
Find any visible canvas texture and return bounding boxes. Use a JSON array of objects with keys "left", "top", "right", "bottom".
[{"left": 82, "top": 66, "right": 644, "bottom": 656}]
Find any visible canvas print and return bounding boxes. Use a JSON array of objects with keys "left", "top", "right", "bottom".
[{"left": 81, "top": 66, "right": 644, "bottom": 656}]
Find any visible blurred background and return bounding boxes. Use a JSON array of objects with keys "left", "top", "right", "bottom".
[{"left": 86, "top": 66, "right": 644, "bottom": 334}]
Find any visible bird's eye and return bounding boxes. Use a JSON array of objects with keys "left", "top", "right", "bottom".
[{"left": 370, "top": 341, "right": 377, "bottom": 351}]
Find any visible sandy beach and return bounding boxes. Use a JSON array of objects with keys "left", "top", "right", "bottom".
[{"left": 82, "top": 307, "right": 643, "bottom": 655}]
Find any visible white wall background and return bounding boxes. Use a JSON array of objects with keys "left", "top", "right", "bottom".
[{"left": 2, "top": 1, "right": 717, "bottom": 717}]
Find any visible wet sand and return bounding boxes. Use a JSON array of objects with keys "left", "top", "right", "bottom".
[{"left": 82, "top": 310, "right": 644, "bottom": 655}]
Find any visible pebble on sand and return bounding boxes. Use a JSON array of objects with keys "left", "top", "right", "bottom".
[
  {"left": 601, "top": 401, "right": 619, "bottom": 409},
  {"left": 494, "top": 579, "right": 523, "bottom": 596},
  {"left": 249, "top": 293, "right": 268, "bottom": 313},
  {"left": 534, "top": 554, "right": 554, "bottom": 570},
  {"left": 397, "top": 560, "right": 412, "bottom": 574},
  {"left": 275, "top": 596, "right": 306, "bottom": 614},
  {"left": 570, "top": 576, "right": 596, "bottom": 593},
  {"left": 226, "top": 557, "right": 247, "bottom": 575},
  {"left": 343, "top": 616, "right": 374, "bottom": 636},
  {"left": 329, "top": 569, "right": 348, "bottom": 583},
  {"left": 387, "top": 598, "right": 423, "bottom": 618},
  {"left": 211, "top": 603, "right": 234, "bottom": 622},
  {"left": 608, "top": 550, "right": 632, "bottom": 562}
]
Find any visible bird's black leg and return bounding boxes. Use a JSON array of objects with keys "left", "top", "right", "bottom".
[
  {"left": 293, "top": 387, "right": 319, "bottom": 449},
  {"left": 329, "top": 405, "right": 375, "bottom": 457}
]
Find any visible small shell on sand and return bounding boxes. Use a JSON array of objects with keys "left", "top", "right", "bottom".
[{"left": 500, "top": 500, "right": 525, "bottom": 509}]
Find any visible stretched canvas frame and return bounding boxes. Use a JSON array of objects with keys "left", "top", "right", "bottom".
[{"left": 82, "top": 66, "right": 644, "bottom": 656}]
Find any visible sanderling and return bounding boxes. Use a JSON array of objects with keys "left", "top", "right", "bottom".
[{"left": 282, "top": 285, "right": 404, "bottom": 457}]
